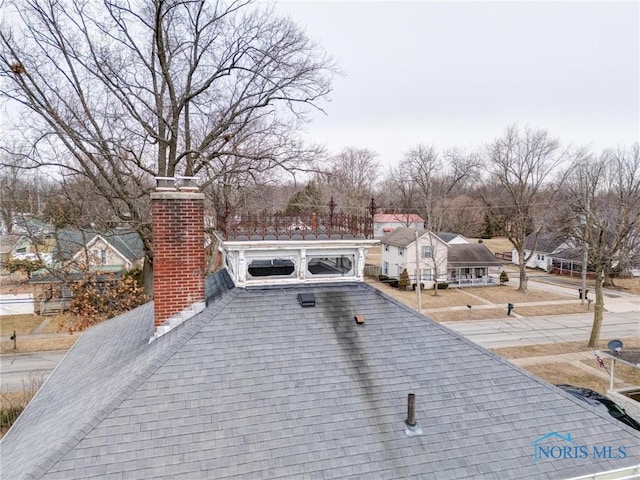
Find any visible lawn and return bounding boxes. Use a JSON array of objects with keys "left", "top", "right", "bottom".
[{"left": 0, "top": 315, "right": 42, "bottom": 336}]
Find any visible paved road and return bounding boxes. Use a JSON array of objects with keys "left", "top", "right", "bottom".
[
  {"left": 443, "top": 311, "right": 640, "bottom": 349},
  {"left": 0, "top": 351, "right": 67, "bottom": 392}
]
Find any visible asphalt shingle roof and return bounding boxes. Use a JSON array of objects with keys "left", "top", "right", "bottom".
[
  {"left": 2, "top": 271, "right": 639, "bottom": 479},
  {"left": 380, "top": 227, "right": 429, "bottom": 248},
  {"left": 524, "top": 232, "right": 566, "bottom": 253},
  {"left": 448, "top": 243, "right": 504, "bottom": 267}
]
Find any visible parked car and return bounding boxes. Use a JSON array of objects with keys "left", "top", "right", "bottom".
[{"left": 555, "top": 384, "right": 640, "bottom": 431}]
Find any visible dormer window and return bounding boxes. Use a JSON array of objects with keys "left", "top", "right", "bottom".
[{"left": 398, "top": 247, "right": 404, "bottom": 256}]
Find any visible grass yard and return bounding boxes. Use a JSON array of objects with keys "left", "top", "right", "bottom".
[
  {"left": 0, "top": 315, "right": 42, "bottom": 336},
  {"left": 467, "top": 286, "right": 571, "bottom": 303},
  {"left": 524, "top": 363, "right": 615, "bottom": 394},
  {"left": 492, "top": 338, "right": 640, "bottom": 359},
  {"left": 493, "top": 338, "right": 640, "bottom": 396}
]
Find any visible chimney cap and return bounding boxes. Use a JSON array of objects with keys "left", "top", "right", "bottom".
[
  {"left": 176, "top": 175, "right": 199, "bottom": 192},
  {"left": 155, "top": 177, "right": 177, "bottom": 191}
]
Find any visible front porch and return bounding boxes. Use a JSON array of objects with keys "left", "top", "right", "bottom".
[{"left": 447, "top": 266, "right": 499, "bottom": 288}]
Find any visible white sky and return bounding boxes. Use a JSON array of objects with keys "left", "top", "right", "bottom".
[{"left": 274, "top": 1, "right": 640, "bottom": 167}]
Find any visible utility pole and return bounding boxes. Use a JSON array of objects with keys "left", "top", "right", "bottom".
[{"left": 415, "top": 229, "right": 422, "bottom": 313}]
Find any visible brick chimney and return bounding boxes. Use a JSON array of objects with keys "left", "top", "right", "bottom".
[{"left": 151, "top": 178, "right": 205, "bottom": 328}]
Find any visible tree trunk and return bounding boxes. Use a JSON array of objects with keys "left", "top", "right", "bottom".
[
  {"left": 518, "top": 251, "right": 528, "bottom": 292},
  {"left": 587, "top": 271, "right": 605, "bottom": 347}
]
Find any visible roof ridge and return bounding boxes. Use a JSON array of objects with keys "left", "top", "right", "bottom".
[{"left": 23, "top": 290, "right": 240, "bottom": 479}]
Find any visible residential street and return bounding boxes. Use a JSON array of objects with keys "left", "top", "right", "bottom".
[{"left": 0, "top": 351, "right": 67, "bottom": 392}]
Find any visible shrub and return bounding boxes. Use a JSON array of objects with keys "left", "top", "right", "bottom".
[
  {"left": 62, "top": 268, "right": 148, "bottom": 333},
  {"left": 500, "top": 271, "right": 509, "bottom": 285},
  {"left": 412, "top": 283, "right": 425, "bottom": 291},
  {"left": 434, "top": 282, "right": 449, "bottom": 290},
  {"left": 389, "top": 279, "right": 399, "bottom": 288},
  {"left": 378, "top": 274, "right": 389, "bottom": 282},
  {"left": 398, "top": 269, "right": 410, "bottom": 291}
]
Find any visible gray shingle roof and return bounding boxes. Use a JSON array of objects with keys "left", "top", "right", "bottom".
[
  {"left": 525, "top": 232, "right": 566, "bottom": 253},
  {"left": 380, "top": 227, "right": 429, "bottom": 247},
  {"left": 436, "top": 232, "right": 458, "bottom": 243},
  {"left": 448, "top": 243, "right": 504, "bottom": 267},
  {"left": 2, "top": 271, "right": 640, "bottom": 479}
]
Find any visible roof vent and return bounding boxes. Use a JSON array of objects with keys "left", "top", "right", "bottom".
[
  {"left": 298, "top": 293, "right": 315, "bottom": 307},
  {"left": 354, "top": 314, "right": 365, "bottom": 325},
  {"left": 404, "top": 393, "right": 423, "bottom": 436}
]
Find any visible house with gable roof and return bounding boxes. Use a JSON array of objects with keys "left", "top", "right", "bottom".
[
  {"left": 512, "top": 232, "right": 572, "bottom": 272},
  {"left": 380, "top": 227, "right": 503, "bottom": 288},
  {"left": 29, "top": 228, "right": 145, "bottom": 315},
  {"left": 2, "top": 179, "right": 640, "bottom": 479}
]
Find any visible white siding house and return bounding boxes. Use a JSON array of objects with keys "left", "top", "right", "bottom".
[{"left": 380, "top": 227, "right": 449, "bottom": 288}]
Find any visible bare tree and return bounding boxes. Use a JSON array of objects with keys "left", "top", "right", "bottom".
[
  {"left": 482, "top": 125, "right": 568, "bottom": 292},
  {"left": 559, "top": 145, "right": 640, "bottom": 347},
  {"left": 0, "top": 149, "right": 51, "bottom": 233},
  {"left": 325, "top": 147, "right": 380, "bottom": 212},
  {"left": 440, "top": 194, "right": 485, "bottom": 238},
  {"left": 377, "top": 165, "right": 419, "bottom": 219},
  {"left": 0, "top": 0, "right": 335, "bottom": 287},
  {"left": 401, "top": 144, "right": 479, "bottom": 294}
]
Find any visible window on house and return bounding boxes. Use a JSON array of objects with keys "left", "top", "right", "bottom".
[
  {"left": 384, "top": 244, "right": 389, "bottom": 252},
  {"left": 398, "top": 247, "right": 404, "bottom": 256},
  {"left": 421, "top": 245, "right": 432, "bottom": 259},
  {"left": 383, "top": 261, "right": 389, "bottom": 275},
  {"left": 101, "top": 249, "right": 107, "bottom": 265},
  {"left": 247, "top": 258, "right": 296, "bottom": 278},
  {"left": 397, "top": 264, "right": 404, "bottom": 276},
  {"left": 16, "top": 247, "right": 26, "bottom": 254},
  {"left": 420, "top": 269, "right": 433, "bottom": 281},
  {"left": 307, "top": 255, "right": 354, "bottom": 277}
]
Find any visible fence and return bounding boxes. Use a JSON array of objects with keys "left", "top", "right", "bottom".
[
  {"left": 495, "top": 252, "right": 512, "bottom": 262},
  {"left": 364, "top": 264, "right": 381, "bottom": 278}
]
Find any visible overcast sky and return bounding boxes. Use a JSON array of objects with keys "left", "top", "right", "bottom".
[{"left": 274, "top": 1, "right": 640, "bottom": 167}]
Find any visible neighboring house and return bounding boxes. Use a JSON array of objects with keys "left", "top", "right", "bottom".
[
  {"left": 512, "top": 232, "right": 598, "bottom": 277},
  {"left": 10, "top": 235, "right": 55, "bottom": 265},
  {"left": 380, "top": 227, "right": 449, "bottom": 287},
  {"left": 50, "top": 228, "right": 144, "bottom": 270},
  {"left": 72, "top": 231, "right": 144, "bottom": 270},
  {"left": 380, "top": 227, "right": 501, "bottom": 288},
  {"left": 30, "top": 229, "right": 144, "bottom": 315},
  {"left": 437, "top": 231, "right": 472, "bottom": 245},
  {"left": 3, "top": 182, "right": 640, "bottom": 479},
  {"left": 373, "top": 213, "right": 424, "bottom": 238},
  {"left": 512, "top": 232, "right": 570, "bottom": 272}
]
